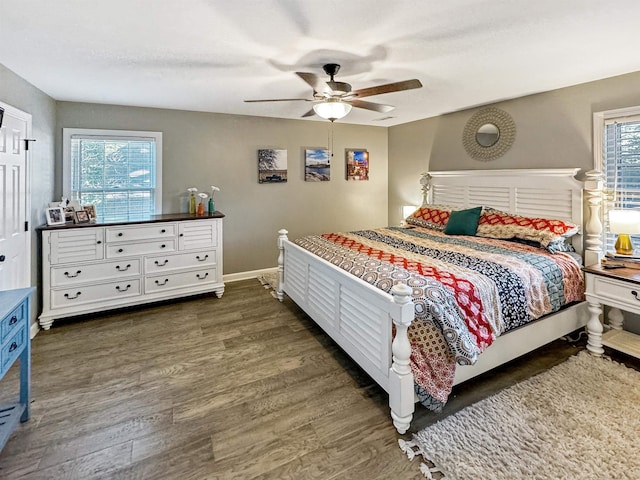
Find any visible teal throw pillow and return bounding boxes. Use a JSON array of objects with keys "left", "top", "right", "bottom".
[{"left": 444, "top": 206, "right": 483, "bottom": 236}]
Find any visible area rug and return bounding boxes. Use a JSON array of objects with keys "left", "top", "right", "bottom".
[
  {"left": 257, "top": 271, "right": 279, "bottom": 299},
  {"left": 400, "top": 351, "right": 640, "bottom": 479}
]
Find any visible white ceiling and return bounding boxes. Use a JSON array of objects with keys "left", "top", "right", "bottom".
[{"left": 2, "top": 1, "right": 640, "bottom": 126}]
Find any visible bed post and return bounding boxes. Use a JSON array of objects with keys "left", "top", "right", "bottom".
[
  {"left": 420, "top": 172, "right": 432, "bottom": 206},
  {"left": 276, "top": 229, "right": 288, "bottom": 302},
  {"left": 584, "top": 170, "right": 603, "bottom": 267},
  {"left": 583, "top": 170, "right": 605, "bottom": 355},
  {"left": 389, "top": 283, "right": 415, "bottom": 435}
]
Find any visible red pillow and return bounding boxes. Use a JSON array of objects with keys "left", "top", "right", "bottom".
[
  {"left": 476, "top": 210, "right": 579, "bottom": 251},
  {"left": 406, "top": 205, "right": 455, "bottom": 231}
]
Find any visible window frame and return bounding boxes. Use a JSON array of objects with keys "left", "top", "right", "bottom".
[
  {"left": 62, "top": 128, "right": 163, "bottom": 220},
  {"left": 593, "top": 105, "right": 640, "bottom": 251}
]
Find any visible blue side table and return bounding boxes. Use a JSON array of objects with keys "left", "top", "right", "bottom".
[{"left": 0, "top": 287, "right": 34, "bottom": 452}]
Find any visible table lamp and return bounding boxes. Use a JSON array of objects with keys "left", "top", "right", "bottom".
[{"left": 609, "top": 209, "right": 640, "bottom": 255}]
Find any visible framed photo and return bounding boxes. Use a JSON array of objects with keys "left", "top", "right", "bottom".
[
  {"left": 346, "top": 149, "right": 369, "bottom": 181},
  {"left": 305, "top": 149, "right": 330, "bottom": 182},
  {"left": 258, "top": 148, "right": 287, "bottom": 183},
  {"left": 46, "top": 207, "right": 65, "bottom": 226},
  {"left": 63, "top": 206, "right": 76, "bottom": 223},
  {"left": 75, "top": 210, "right": 90, "bottom": 224},
  {"left": 82, "top": 204, "right": 97, "bottom": 222}
]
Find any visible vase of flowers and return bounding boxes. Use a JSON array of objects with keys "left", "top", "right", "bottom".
[
  {"left": 187, "top": 187, "right": 198, "bottom": 214},
  {"left": 197, "top": 192, "right": 208, "bottom": 216},
  {"left": 209, "top": 185, "right": 220, "bottom": 215}
]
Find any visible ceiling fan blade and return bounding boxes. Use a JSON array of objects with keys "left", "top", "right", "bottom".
[
  {"left": 296, "top": 72, "right": 332, "bottom": 94},
  {"left": 244, "top": 98, "right": 312, "bottom": 103},
  {"left": 347, "top": 99, "right": 395, "bottom": 113},
  {"left": 301, "top": 108, "right": 316, "bottom": 118},
  {"left": 351, "top": 79, "right": 423, "bottom": 99}
]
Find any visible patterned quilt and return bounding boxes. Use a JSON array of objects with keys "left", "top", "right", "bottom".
[{"left": 294, "top": 226, "right": 584, "bottom": 410}]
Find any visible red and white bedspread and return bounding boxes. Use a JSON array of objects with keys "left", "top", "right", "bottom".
[{"left": 294, "top": 226, "right": 584, "bottom": 410}]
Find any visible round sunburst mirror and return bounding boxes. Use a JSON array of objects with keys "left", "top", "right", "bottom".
[{"left": 462, "top": 107, "right": 516, "bottom": 161}]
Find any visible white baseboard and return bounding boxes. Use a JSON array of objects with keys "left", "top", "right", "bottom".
[
  {"left": 223, "top": 267, "right": 277, "bottom": 283},
  {"left": 30, "top": 321, "right": 40, "bottom": 339}
]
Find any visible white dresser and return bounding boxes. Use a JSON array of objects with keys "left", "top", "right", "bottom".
[{"left": 38, "top": 214, "right": 224, "bottom": 329}]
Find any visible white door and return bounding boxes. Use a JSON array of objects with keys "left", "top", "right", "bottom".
[{"left": 0, "top": 102, "right": 31, "bottom": 290}]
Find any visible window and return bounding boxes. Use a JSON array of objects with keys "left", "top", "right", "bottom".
[
  {"left": 63, "top": 129, "right": 162, "bottom": 222},
  {"left": 594, "top": 106, "right": 640, "bottom": 252}
]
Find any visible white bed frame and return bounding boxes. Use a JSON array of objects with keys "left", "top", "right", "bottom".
[{"left": 276, "top": 169, "right": 604, "bottom": 434}]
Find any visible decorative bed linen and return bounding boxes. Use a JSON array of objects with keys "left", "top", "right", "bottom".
[{"left": 294, "top": 225, "right": 584, "bottom": 411}]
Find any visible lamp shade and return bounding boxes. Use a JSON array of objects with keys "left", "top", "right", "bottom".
[
  {"left": 313, "top": 100, "right": 352, "bottom": 121},
  {"left": 609, "top": 209, "right": 640, "bottom": 234},
  {"left": 402, "top": 205, "right": 418, "bottom": 218}
]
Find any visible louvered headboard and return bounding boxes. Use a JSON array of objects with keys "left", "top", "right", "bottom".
[{"left": 421, "top": 168, "right": 586, "bottom": 254}]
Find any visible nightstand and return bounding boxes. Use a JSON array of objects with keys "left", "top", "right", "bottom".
[{"left": 584, "top": 264, "right": 640, "bottom": 359}]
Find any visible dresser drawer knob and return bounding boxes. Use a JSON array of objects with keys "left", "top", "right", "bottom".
[
  {"left": 9, "top": 341, "right": 18, "bottom": 353},
  {"left": 9, "top": 315, "right": 18, "bottom": 325},
  {"left": 196, "top": 254, "right": 209, "bottom": 262},
  {"left": 64, "top": 292, "right": 82, "bottom": 300},
  {"left": 97, "top": 240, "right": 102, "bottom": 244},
  {"left": 160, "top": 244, "right": 166, "bottom": 248},
  {"left": 118, "top": 248, "right": 124, "bottom": 253},
  {"left": 64, "top": 270, "right": 82, "bottom": 278},
  {"left": 155, "top": 279, "right": 169, "bottom": 286},
  {"left": 197, "top": 272, "right": 209, "bottom": 280},
  {"left": 116, "top": 264, "right": 132, "bottom": 272},
  {"left": 155, "top": 259, "right": 169, "bottom": 267},
  {"left": 161, "top": 229, "right": 166, "bottom": 233},
  {"left": 118, "top": 232, "right": 124, "bottom": 237},
  {"left": 116, "top": 284, "right": 132, "bottom": 292},
  {"left": 632, "top": 290, "right": 639, "bottom": 301}
]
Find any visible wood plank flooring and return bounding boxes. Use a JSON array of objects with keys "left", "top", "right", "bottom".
[{"left": 0, "top": 279, "right": 634, "bottom": 479}]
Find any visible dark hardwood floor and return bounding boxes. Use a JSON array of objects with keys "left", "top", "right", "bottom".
[{"left": 0, "top": 279, "right": 629, "bottom": 479}]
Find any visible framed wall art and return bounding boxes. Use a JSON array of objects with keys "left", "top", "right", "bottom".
[
  {"left": 346, "top": 149, "right": 369, "bottom": 181},
  {"left": 305, "top": 148, "right": 330, "bottom": 182},
  {"left": 258, "top": 148, "right": 287, "bottom": 183}
]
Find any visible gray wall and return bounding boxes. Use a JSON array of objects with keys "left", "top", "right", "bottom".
[
  {"left": 388, "top": 70, "right": 640, "bottom": 333},
  {"left": 0, "top": 63, "right": 57, "bottom": 325},
  {"left": 388, "top": 70, "right": 640, "bottom": 226},
  {"left": 56, "top": 103, "right": 389, "bottom": 274}
]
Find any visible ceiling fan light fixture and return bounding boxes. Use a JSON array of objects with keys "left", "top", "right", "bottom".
[{"left": 313, "top": 99, "right": 352, "bottom": 122}]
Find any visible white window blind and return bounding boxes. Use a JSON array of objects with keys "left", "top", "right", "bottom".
[
  {"left": 602, "top": 114, "right": 640, "bottom": 252},
  {"left": 63, "top": 129, "right": 162, "bottom": 223}
]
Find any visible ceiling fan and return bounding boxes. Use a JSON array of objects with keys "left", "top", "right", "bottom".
[{"left": 245, "top": 63, "right": 422, "bottom": 122}]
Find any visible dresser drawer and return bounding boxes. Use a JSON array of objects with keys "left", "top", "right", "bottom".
[
  {"left": 106, "top": 240, "right": 176, "bottom": 258},
  {"left": 105, "top": 224, "right": 176, "bottom": 243},
  {"left": 2, "top": 327, "right": 25, "bottom": 372},
  {"left": 1, "top": 303, "right": 24, "bottom": 343},
  {"left": 145, "top": 250, "right": 216, "bottom": 274},
  {"left": 590, "top": 275, "right": 640, "bottom": 310},
  {"left": 145, "top": 267, "right": 217, "bottom": 293},
  {"left": 51, "top": 259, "right": 141, "bottom": 286},
  {"left": 51, "top": 279, "right": 142, "bottom": 309}
]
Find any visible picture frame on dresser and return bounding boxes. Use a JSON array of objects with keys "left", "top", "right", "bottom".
[
  {"left": 63, "top": 206, "right": 76, "bottom": 223},
  {"left": 82, "top": 204, "right": 97, "bottom": 222},
  {"left": 74, "top": 210, "right": 90, "bottom": 223},
  {"left": 46, "top": 207, "right": 65, "bottom": 226}
]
